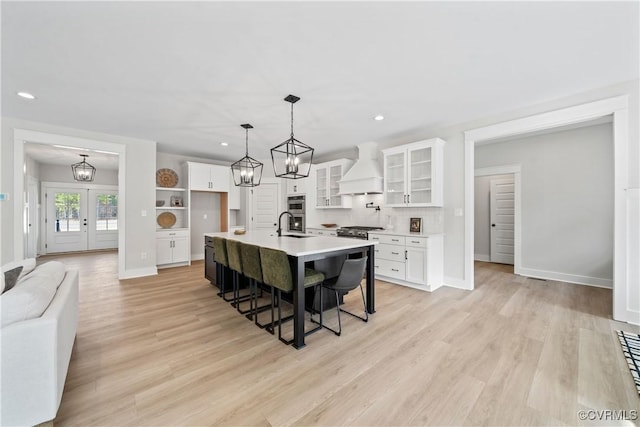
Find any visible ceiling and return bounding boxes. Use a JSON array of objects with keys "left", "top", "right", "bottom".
[
  {"left": 2, "top": 1, "right": 638, "bottom": 163},
  {"left": 24, "top": 142, "right": 119, "bottom": 170}
]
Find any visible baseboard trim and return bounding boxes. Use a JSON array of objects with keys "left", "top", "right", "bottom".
[
  {"left": 444, "top": 276, "right": 473, "bottom": 290},
  {"left": 518, "top": 267, "right": 612, "bottom": 289},
  {"left": 120, "top": 266, "right": 157, "bottom": 279},
  {"left": 474, "top": 254, "right": 490, "bottom": 262}
]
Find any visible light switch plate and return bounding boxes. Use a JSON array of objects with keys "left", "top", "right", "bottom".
[
  {"left": 454, "top": 208, "right": 464, "bottom": 217},
  {"left": 0, "top": 193, "right": 9, "bottom": 201}
]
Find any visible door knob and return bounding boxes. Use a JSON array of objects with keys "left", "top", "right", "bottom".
[{"left": 491, "top": 224, "right": 496, "bottom": 227}]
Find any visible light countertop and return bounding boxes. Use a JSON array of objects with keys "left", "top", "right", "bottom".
[
  {"left": 367, "top": 230, "right": 444, "bottom": 237},
  {"left": 204, "top": 230, "right": 376, "bottom": 257}
]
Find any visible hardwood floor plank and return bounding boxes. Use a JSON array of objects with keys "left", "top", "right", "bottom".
[{"left": 37, "top": 252, "right": 637, "bottom": 426}]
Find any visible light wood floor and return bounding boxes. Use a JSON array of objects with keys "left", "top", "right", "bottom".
[{"left": 40, "top": 252, "right": 639, "bottom": 426}]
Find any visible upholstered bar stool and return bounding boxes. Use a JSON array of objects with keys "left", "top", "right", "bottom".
[
  {"left": 239, "top": 242, "right": 273, "bottom": 329},
  {"left": 225, "top": 239, "right": 252, "bottom": 313},
  {"left": 212, "top": 237, "right": 233, "bottom": 302},
  {"left": 259, "top": 247, "right": 325, "bottom": 345},
  {"left": 317, "top": 257, "right": 369, "bottom": 336}
]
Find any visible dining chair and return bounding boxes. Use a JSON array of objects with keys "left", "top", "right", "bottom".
[{"left": 259, "top": 247, "right": 325, "bottom": 345}]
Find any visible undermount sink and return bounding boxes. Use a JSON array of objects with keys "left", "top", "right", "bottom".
[{"left": 281, "top": 234, "right": 312, "bottom": 239}]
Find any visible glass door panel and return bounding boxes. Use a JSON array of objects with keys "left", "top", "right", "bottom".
[
  {"left": 328, "top": 165, "right": 342, "bottom": 206},
  {"left": 316, "top": 167, "right": 327, "bottom": 207},
  {"left": 46, "top": 188, "right": 88, "bottom": 253},
  {"left": 408, "top": 147, "right": 432, "bottom": 205},
  {"left": 385, "top": 152, "right": 406, "bottom": 205},
  {"left": 88, "top": 190, "right": 118, "bottom": 250}
]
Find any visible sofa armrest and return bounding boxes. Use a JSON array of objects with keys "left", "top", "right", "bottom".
[{"left": 1, "top": 269, "right": 79, "bottom": 427}]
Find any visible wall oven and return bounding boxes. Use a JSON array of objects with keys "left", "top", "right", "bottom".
[{"left": 287, "top": 195, "right": 305, "bottom": 233}]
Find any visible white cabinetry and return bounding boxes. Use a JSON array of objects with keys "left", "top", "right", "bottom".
[
  {"left": 306, "top": 227, "right": 337, "bottom": 236},
  {"left": 286, "top": 177, "right": 308, "bottom": 195},
  {"left": 382, "top": 138, "right": 445, "bottom": 207},
  {"left": 188, "top": 162, "right": 229, "bottom": 192},
  {"left": 369, "top": 232, "right": 443, "bottom": 291},
  {"left": 315, "top": 159, "right": 354, "bottom": 208},
  {"left": 156, "top": 229, "right": 189, "bottom": 267}
]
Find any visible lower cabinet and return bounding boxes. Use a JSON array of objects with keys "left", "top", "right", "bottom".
[
  {"left": 306, "top": 228, "right": 337, "bottom": 236},
  {"left": 368, "top": 233, "right": 443, "bottom": 291},
  {"left": 157, "top": 229, "right": 190, "bottom": 267}
]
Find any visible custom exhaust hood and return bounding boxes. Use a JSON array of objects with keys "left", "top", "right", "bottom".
[{"left": 338, "top": 142, "right": 384, "bottom": 195}]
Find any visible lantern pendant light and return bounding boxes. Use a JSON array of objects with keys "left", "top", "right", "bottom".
[
  {"left": 231, "top": 124, "right": 263, "bottom": 187},
  {"left": 71, "top": 154, "right": 96, "bottom": 182},
  {"left": 270, "top": 94, "right": 314, "bottom": 179}
]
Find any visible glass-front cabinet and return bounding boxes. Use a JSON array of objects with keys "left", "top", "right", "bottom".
[
  {"left": 314, "top": 159, "right": 354, "bottom": 209},
  {"left": 382, "top": 138, "right": 445, "bottom": 207}
]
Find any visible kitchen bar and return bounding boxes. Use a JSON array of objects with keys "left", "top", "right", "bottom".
[{"left": 204, "top": 230, "right": 377, "bottom": 349}]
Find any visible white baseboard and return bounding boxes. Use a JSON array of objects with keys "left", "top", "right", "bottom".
[
  {"left": 120, "top": 266, "right": 157, "bottom": 279},
  {"left": 444, "top": 276, "right": 473, "bottom": 290},
  {"left": 474, "top": 254, "right": 490, "bottom": 262},
  {"left": 517, "top": 267, "right": 613, "bottom": 289}
]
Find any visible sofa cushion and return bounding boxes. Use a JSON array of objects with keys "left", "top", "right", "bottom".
[
  {"left": 2, "top": 266, "right": 23, "bottom": 294},
  {"left": 2, "top": 258, "right": 37, "bottom": 280},
  {"left": 1, "top": 261, "right": 67, "bottom": 328}
]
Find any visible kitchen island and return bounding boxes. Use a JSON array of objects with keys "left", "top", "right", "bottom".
[{"left": 204, "top": 230, "right": 377, "bottom": 349}]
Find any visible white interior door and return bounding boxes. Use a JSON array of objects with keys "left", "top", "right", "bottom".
[
  {"left": 490, "top": 177, "right": 515, "bottom": 264},
  {"left": 249, "top": 182, "right": 280, "bottom": 230},
  {"left": 46, "top": 187, "right": 88, "bottom": 253},
  {"left": 88, "top": 189, "right": 118, "bottom": 250}
]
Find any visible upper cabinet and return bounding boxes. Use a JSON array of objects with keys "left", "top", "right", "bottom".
[
  {"left": 286, "top": 176, "right": 308, "bottom": 195},
  {"left": 315, "top": 159, "right": 354, "bottom": 209},
  {"left": 382, "top": 138, "right": 445, "bottom": 207},
  {"left": 188, "top": 162, "right": 229, "bottom": 192}
]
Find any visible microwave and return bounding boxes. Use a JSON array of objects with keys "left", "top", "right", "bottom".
[{"left": 287, "top": 195, "right": 305, "bottom": 213}]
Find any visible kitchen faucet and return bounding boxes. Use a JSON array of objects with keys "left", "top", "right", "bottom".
[{"left": 277, "top": 211, "right": 294, "bottom": 237}]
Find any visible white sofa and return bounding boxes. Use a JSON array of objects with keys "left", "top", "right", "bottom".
[{"left": 1, "top": 263, "right": 79, "bottom": 427}]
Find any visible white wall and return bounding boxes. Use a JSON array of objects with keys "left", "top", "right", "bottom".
[
  {"left": 39, "top": 163, "right": 118, "bottom": 185},
  {"left": 2, "top": 117, "right": 157, "bottom": 279},
  {"left": 474, "top": 174, "right": 514, "bottom": 261},
  {"left": 476, "top": 122, "right": 614, "bottom": 286}
]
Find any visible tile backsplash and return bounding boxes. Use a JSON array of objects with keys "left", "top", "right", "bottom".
[{"left": 315, "top": 194, "right": 444, "bottom": 233}]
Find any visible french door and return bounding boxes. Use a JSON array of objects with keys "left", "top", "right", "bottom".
[{"left": 45, "top": 186, "right": 118, "bottom": 253}]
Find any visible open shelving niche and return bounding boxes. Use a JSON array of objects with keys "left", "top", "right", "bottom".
[{"left": 156, "top": 187, "right": 188, "bottom": 230}]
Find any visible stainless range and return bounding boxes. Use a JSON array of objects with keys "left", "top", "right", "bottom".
[{"left": 336, "top": 226, "right": 384, "bottom": 240}]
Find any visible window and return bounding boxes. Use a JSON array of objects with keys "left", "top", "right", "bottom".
[
  {"left": 55, "top": 192, "right": 80, "bottom": 232},
  {"left": 96, "top": 194, "right": 118, "bottom": 231}
]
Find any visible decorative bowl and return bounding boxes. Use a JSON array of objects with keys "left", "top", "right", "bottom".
[
  {"left": 156, "top": 200, "right": 165, "bottom": 207},
  {"left": 234, "top": 229, "right": 246, "bottom": 235},
  {"left": 321, "top": 223, "right": 337, "bottom": 228}
]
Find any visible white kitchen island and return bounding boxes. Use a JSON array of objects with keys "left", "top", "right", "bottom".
[{"left": 204, "top": 230, "right": 378, "bottom": 349}]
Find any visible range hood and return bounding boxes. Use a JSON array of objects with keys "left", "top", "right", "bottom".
[{"left": 338, "top": 142, "right": 384, "bottom": 195}]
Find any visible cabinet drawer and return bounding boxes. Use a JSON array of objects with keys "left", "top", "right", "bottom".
[
  {"left": 158, "top": 229, "right": 189, "bottom": 238},
  {"left": 375, "top": 258, "right": 405, "bottom": 280},
  {"left": 406, "top": 236, "right": 428, "bottom": 248},
  {"left": 369, "top": 234, "right": 405, "bottom": 245},
  {"left": 375, "top": 244, "right": 405, "bottom": 262}
]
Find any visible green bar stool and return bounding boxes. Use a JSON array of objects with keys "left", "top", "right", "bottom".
[
  {"left": 226, "top": 239, "right": 252, "bottom": 312},
  {"left": 212, "top": 237, "right": 233, "bottom": 302},
  {"left": 239, "top": 242, "right": 273, "bottom": 330},
  {"left": 259, "top": 247, "right": 325, "bottom": 345}
]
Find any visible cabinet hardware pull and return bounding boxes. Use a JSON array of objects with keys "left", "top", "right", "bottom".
[
  {"left": 391, "top": 268, "right": 399, "bottom": 272},
  {"left": 411, "top": 240, "right": 419, "bottom": 243},
  {"left": 391, "top": 252, "right": 399, "bottom": 255},
  {"left": 405, "top": 250, "right": 408, "bottom": 260},
  {"left": 407, "top": 194, "right": 410, "bottom": 203},
  {"left": 392, "top": 239, "right": 399, "bottom": 242}
]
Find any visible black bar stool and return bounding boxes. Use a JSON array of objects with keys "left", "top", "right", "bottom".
[{"left": 239, "top": 242, "right": 274, "bottom": 330}]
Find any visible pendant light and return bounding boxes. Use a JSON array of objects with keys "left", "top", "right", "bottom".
[
  {"left": 71, "top": 154, "right": 96, "bottom": 182},
  {"left": 270, "top": 94, "right": 314, "bottom": 179},
  {"left": 231, "top": 124, "right": 263, "bottom": 187}
]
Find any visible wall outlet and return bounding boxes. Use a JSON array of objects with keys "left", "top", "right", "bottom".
[{"left": 141, "top": 252, "right": 147, "bottom": 260}]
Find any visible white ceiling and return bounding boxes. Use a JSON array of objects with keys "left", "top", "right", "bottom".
[
  {"left": 24, "top": 142, "right": 119, "bottom": 170},
  {"left": 2, "top": 1, "right": 638, "bottom": 163}
]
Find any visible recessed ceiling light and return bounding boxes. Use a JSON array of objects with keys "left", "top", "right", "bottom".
[
  {"left": 17, "top": 92, "right": 36, "bottom": 100},
  {"left": 374, "top": 115, "right": 384, "bottom": 121},
  {"left": 220, "top": 142, "right": 229, "bottom": 147}
]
